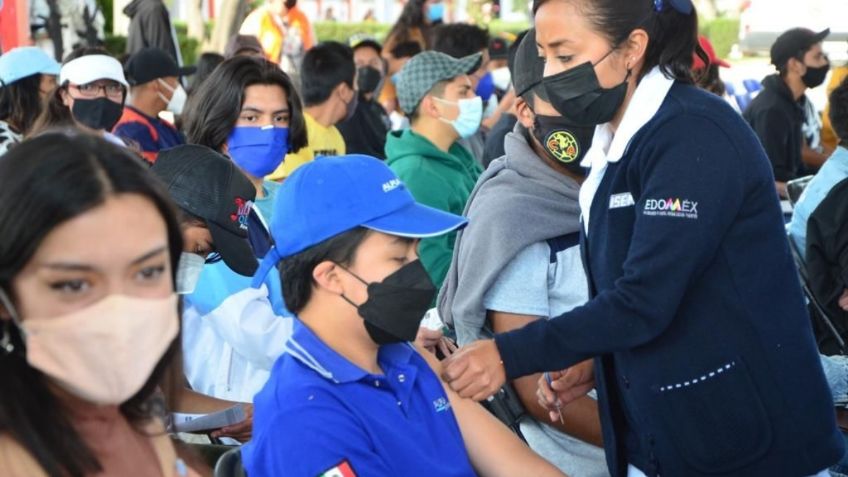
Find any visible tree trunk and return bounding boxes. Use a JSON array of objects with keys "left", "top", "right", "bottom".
[
  {"left": 205, "top": 0, "right": 248, "bottom": 53},
  {"left": 187, "top": 0, "right": 205, "bottom": 42}
]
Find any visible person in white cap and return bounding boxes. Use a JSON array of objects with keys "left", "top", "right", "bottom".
[
  {"left": 32, "top": 47, "right": 129, "bottom": 146},
  {"left": 0, "top": 47, "right": 60, "bottom": 155}
]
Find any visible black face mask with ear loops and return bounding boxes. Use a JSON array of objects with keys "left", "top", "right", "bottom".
[
  {"left": 541, "top": 49, "right": 631, "bottom": 127},
  {"left": 339, "top": 260, "right": 436, "bottom": 345}
]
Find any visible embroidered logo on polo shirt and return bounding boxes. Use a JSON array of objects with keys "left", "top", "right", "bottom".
[
  {"left": 319, "top": 460, "right": 358, "bottom": 477},
  {"left": 643, "top": 197, "right": 698, "bottom": 219},
  {"left": 609, "top": 192, "right": 635, "bottom": 209},
  {"left": 433, "top": 397, "right": 451, "bottom": 413}
]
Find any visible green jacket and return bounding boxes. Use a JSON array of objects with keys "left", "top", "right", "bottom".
[{"left": 386, "top": 129, "right": 483, "bottom": 290}]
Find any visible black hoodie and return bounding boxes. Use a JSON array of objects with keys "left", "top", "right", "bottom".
[
  {"left": 124, "top": 0, "right": 178, "bottom": 62},
  {"left": 743, "top": 74, "right": 807, "bottom": 183}
]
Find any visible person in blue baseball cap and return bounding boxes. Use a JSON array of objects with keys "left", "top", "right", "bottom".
[
  {"left": 0, "top": 47, "right": 60, "bottom": 155},
  {"left": 243, "top": 154, "right": 566, "bottom": 477}
]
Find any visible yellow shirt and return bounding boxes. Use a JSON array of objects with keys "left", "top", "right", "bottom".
[
  {"left": 822, "top": 66, "right": 848, "bottom": 151},
  {"left": 268, "top": 112, "right": 346, "bottom": 181}
]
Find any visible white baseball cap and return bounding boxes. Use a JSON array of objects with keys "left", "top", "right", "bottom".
[{"left": 59, "top": 55, "right": 129, "bottom": 87}]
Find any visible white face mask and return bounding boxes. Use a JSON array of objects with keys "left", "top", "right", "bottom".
[
  {"left": 157, "top": 79, "right": 187, "bottom": 115},
  {"left": 491, "top": 66, "right": 511, "bottom": 92},
  {"left": 482, "top": 95, "right": 498, "bottom": 119},
  {"left": 176, "top": 252, "right": 206, "bottom": 295},
  {"left": 0, "top": 291, "right": 179, "bottom": 405}
]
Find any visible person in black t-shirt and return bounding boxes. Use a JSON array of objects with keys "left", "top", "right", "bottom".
[{"left": 337, "top": 38, "right": 391, "bottom": 159}]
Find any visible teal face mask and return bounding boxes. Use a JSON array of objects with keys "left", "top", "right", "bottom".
[{"left": 434, "top": 96, "right": 483, "bottom": 139}]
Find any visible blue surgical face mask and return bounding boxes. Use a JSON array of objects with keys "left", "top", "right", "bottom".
[
  {"left": 427, "top": 2, "right": 444, "bottom": 22},
  {"left": 226, "top": 125, "right": 290, "bottom": 178},
  {"left": 434, "top": 96, "right": 483, "bottom": 139}
]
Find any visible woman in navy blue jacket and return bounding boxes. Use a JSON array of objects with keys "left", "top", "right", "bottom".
[{"left": 441, "top": 0, "right": 845, "bottom": 475}]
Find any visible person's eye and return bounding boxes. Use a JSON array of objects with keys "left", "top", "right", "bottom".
[
  {"left": 136, "top": 265, "right": 166, "bottom": 282},
  {"left": 107, "top": 85, "right": 123, "bottom": 95},
  {"left": 557, "top": 55, "right": 574, "bottom": 64},
  {"left": 49, "top": 279, "right": 91, "bottom": 294},
  {"left": 79, "top": 84, "right": 94, "bottom": 93},
  {"left": 241, "top": 115, "right": 258, "bottom": 122},
  {"left": 274, "top": 114, "right": 289, "bottom": 124},
  {"left": 393, "top": 257, "right": 409, "bottom": 264}
]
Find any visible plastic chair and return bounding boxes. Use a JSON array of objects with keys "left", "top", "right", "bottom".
[
  {"left": 214, "top": 447, "right": 247, "bottom": 477},
  {"left": 787, "top": 233, "right": 847, "bottom": 355},
  {"left": 787, "top": 175, "right": 814, "bottom": 207},
  {"left": 743, "top": 79, "right": 763, "bottom": 93},
  {"left": 735, "top": 94, "right": 752, "bottom": 112}
]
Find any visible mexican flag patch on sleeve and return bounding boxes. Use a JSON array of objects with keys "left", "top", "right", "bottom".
[{"left": 319, "top": 460, "right": 357, "bottom": 477}]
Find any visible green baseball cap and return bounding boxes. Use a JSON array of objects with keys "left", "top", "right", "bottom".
[{"left": 396, "top": 51, "right": 482, "bottom": 115}]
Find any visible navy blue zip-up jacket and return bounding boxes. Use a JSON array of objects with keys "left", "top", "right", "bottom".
[{"left": 495, "top": 82, "right": 844, "bottom": 476}]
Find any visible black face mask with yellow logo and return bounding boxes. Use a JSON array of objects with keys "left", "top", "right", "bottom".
[{"left": 531, "top": 114, "right": 593, "bottom": 176}]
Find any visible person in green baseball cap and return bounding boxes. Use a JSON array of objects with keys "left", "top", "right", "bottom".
[{"left": 385, "top": 50, "right": 484, "bottom": 291}]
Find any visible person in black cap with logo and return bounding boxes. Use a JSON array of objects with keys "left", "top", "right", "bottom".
[
  {"left": 114, "top": 47, "right": 195, "bottom": 163},
  {"left": 150, "top": 144, "right": 259, "bottom": 441},
  {"left": 151, "top": 144, "right": 258, "bottom": 283},
  {"left": 440, "top": 29, "right": 606, "bottom": 476},
  {"left": 744, "top": 27, "right": 831, "bottom": 199}
]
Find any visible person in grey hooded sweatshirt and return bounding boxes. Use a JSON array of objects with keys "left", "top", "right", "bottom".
[{"left": 437, "top": 30, "right": 607, "bottom": 477}]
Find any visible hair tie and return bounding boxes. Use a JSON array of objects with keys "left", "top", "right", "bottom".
[{"left": 654, "top": 0, "right": 693, "bottom": 14}]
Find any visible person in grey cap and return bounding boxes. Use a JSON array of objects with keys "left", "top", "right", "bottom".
[
  {"left": 385, "top": 50, "right": 484, "bottom": 291},
  {"left": 439, "top": 29, "right": 607, "bottom": 477}
]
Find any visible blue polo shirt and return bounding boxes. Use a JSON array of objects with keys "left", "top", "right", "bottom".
[{"left": 242, "top": 321, "right": 477, "bottom": 477}]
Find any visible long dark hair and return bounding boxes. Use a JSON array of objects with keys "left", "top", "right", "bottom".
[
  {"left": 182, "top": 55, "right": 308, "bottom": 154},
  {"left": 0, "top": 74, "right": 45, "bottom": 135},
  {"left": 532, "top": 0, "right": 707, "bottom": 83},
  {"left": 0, "top": 130, "right": 184, "bottom": 477},
  {"left": 386, "top": 0, "right": 430, "bottom": 47},
  {"left": 30, "top": 47, "right": 122, "bottom": 136}
]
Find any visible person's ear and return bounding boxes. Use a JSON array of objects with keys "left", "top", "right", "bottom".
[
  {"left": 312, "top": 261, "right": 345, "bottom": 295},
  {"left": 334, "top": 82, "right": 350, "bottom": 104},
  {"left": 622, "top": 28, "right": 650, "bottom": 71},
  {"left": 420, "top": 95, "right": 442, "bottom": 120},
  {"left": 515, "top": 97, "right": 534, "bottom": 129},
  {"left": 788, "top": 57, "right": 806, "bottom": 76},
  {"left": 60, "top": 88, "right": 72, "bottom": 107}
]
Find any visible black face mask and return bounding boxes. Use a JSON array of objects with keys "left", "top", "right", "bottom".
[
  {"left": 802, "top": 63, "right": 830, "bottom": 89},
  {"left": 71, "top": 97, "right": 124, "bottom": 131},
  {"left": 340, "top": 260, "right": 436, "bottom": 345},
  {"left": 531, "top": 114, "right": 593, "bottom": 174},
  {"left": 357, "top": 66, "right": 383, "bottom": 95},
  {"left": 542, "top": 51, "right": 631, "bottom": 127}
]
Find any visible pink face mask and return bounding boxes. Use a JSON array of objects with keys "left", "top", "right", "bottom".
[{"left": 1, "top": 292, "right": 179, "bottom": 405}]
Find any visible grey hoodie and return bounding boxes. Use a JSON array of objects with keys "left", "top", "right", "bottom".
[{"left": 438, "top": 122, "right": 582, "bottom": 345}]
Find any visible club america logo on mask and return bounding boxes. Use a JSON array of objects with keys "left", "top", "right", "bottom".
[{"left": 545, "top": 130, "right": 580, "bottom": 164}]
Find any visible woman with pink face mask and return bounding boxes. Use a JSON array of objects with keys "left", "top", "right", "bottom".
[{"left": 0, "top": 131, "right": 200, "bottom": 476}]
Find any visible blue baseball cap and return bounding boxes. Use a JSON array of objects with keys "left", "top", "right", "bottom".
[
  {"left": 0, "top": 47, "right": 60, "bottom": 87},
  {"left": 251, "top": 154, "right": 468, "bottom": 287}
]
